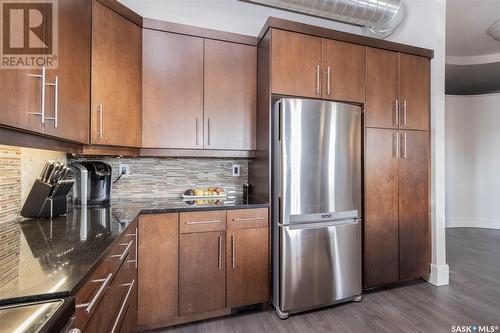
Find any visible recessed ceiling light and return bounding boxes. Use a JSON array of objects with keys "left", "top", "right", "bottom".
[{"left": 487, "top": 19, "right": 500, "bottom": 42}]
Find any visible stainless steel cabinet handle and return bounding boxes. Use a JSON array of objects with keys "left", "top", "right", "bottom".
[
  {"left": 326, "top": 66, "right": 331, "bottom": 95},
  {"left": 232, "top": 217, "right": 265, "bottom": 222},
  {"left": 126, "top": 229, "right": 138, "bottom": 269},
  {"left": 27, "top": 67, "right": 46, "bottom": 124},
  {"left": 403, "top": 100, "right": 408, "bottom": 126},
  {"left": 110, "top": 240, "right": 132, "bottom": 261},
  {"left": 231, "top": 235, "right": 236, "bottom": 268},
  {"left": 75, "top": 272, "right": 113, "bottom": 313},
  {"left": 195, "top": 117, "right": 199, "bottom": 146},
  {"left": 402, "top": 132, "right": 407, "bottom": 158},
  {"left": 217, "top": 236, "right": 222, "bottom": 270},
  {"left": 395, "top": 100, "right": 399, "bottom": 127},
  {"left": 97, "top": 104, "right": 104, "bottom": 139},
  {"left": 207, "top": 118, "right": 211, "bottom": 146},
  {"left": 393, "top": 132, "right": 400, "bottom": 158},
  {"left": 45, "top": 76, "right": 59, "bottom": 128},
  {"left": 315, "top": 64, "right": 320, "bottom": 94},
  {"left": 110, "top": 279, "right": 135, "bottom": 333},
  {"left": 186, "top": 219, "right": 221, "bottom": 225}
]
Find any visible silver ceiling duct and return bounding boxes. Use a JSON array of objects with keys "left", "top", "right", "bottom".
[{"left": 243, "top": 0, "right": 406, "bottom": 38}]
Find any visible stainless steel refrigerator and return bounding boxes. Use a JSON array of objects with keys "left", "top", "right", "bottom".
[{"left": 271, "top": 97, "right": 362, "bottom": 319}]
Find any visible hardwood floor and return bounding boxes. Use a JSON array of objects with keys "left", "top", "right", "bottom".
[{"left": 153, "top": 228, "right": 500, "bottom": 333}]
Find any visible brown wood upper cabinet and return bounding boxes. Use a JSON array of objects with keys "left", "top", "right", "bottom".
[
  {"left": 142, "top": 30, "right": 203, "bottom": 149},
  {"left": 366, "top": 48, "right": 429, "bottom": 130},
  {"left": 142, "top": 34, "right": 256, "bottom": 151},
  {"left": 204, "top": 40, "right": 257, "bottom": 150},
  {"left": 0, "top": 0, "right": 90, "bottom": 144},
  {"left": 271, "top": 29, "right": 365, "bottom": 103},
  {"left": 91, "top": 0, "right": 142, "bottom": 147},
  {"left": 322, "top": 39, "right": 366, "bottom": 103},
  {"left": 44, "top": 0, "right": 91, "bottom": 143},
  {"left": 271, "top": 29, "right": 322, "bottom": 98},
  {"left": 364, "top": 128, "right": 429, "bottom": 288}
]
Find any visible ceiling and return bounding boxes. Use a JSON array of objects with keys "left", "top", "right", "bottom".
[
  {"left": 446, "top": 0, "right": 500, "bottom": 95},
  {"left": 446, "top": 0, "right": 500, "bottom": 57}
]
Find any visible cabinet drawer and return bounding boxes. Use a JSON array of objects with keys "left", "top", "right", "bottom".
[
  {"left": 75, "top": 227, "right": 135, "bottom": 329},
  {"left": 84, "top": 255, "right": 136, "bottom": 333},
  {"left": 180, "top": 211, "right": 226, "bottom": 233},
  {"left": 227, "top": 208, "right": 268, "bottom": 230}
]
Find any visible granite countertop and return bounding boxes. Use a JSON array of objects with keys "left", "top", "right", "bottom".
[{"left": 0, "top": 197, "right": 268, "bottom": 306}]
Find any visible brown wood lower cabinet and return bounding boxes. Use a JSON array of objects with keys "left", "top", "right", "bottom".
[
  {"left": 75, "top": 220, "right": 138, "bottom": 333},
  {"left": 138, "top": 208, "right": 269, "bottom": 330},
  {"left": 364, "top": 128, "right": 430, "bottom": 288},
  {"left": 179, "top": 231, "right": 226, "bottom": 316},
  {"left": 137, "top": 213, "right": 178, "bottom": 327},
  {"left": 226, "top": 227, "right": 268, "bottom": 308}
]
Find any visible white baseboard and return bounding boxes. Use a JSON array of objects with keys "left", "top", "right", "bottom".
[
  {"left": 446, "top": 218, "right": 500, "bottom": 229},
  {"left": 425, "top": 264, "right": 449, "bottom": 286}
]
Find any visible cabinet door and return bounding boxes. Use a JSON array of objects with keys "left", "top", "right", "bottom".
[
  {"left": 226, "top": 228, "right": 268, "bottom": 308},
  {"left": 142, "top": 30, "right": 203, "bottom": 149},
  {"left": 91, "top": 0, "right": 141, "bottom": 147},
  {"left": 43, "top": 0, "right": 90, "bottom": 143},
  {"left": 138, "top": 214, "right": 178, "bottom": 327},
  {"left": 271, "top": 29, "right": 322, "bottom": 98},
  {"left": 204, "top": 40, "right": 256, "bottom": 150},
  {"left": 398, "top": 130, "right": 430, "bottom": 280},
  {"left": 0, "top": 68, "right": 42, "bottom": 133},
  {"left": 399, "top": 54, "right": 430, "bottom": 131},
  {"left": 364, "top": 128, "right": 399, "bottom": 287},
  {"left": 322, "top": 39, "right": 365, "bottom": 103},
  {"left": 179, "top": 231, "right": 226, "bottom": 316},
  {"left": 366, "top": 48, "right": 398, "bottom": 129}
]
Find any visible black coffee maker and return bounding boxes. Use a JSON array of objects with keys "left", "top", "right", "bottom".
[{"left": 71, "top": 161, "right": 112, "bottom": 206}]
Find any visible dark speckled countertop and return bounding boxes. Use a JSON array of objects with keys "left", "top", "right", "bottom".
[{"left": 0, "top": 197, "right": 268, "bottom": 306}]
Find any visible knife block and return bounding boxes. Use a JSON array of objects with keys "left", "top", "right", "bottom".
[{"left": 21, "top": 180, "right": 68, "bottom": 219}]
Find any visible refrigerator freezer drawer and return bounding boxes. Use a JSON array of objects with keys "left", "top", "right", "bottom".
[{"left": 279, "top": 220, "right": 361, "bottom": 313}]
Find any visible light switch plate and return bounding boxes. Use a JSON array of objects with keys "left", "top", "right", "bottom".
[{"left": 232, "top": 164, "right": 241, "bottom": 177}]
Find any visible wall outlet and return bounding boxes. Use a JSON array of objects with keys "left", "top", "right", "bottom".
[
  {"left": 119, "top": 164, "right": 130, "bottom": 176},
  {"left": 232, "top": 164, "right": 241, "bottom": 177}
]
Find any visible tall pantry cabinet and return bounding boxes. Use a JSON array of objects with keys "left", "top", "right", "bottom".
[{"left": 364, "top": 48, "right": 431, "bottom": 288}]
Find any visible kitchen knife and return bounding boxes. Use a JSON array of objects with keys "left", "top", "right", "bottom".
[
  {"left": 59, "top": 166, "right": 69, "bottom": 181},
  {"left": 48, "top": 163, "right": 62, "bottom": 184},
  {"left": 43, "top": 162, "right": 54, "bottom": 183},
  {"left": 40, "top": 162, "right": 49, "bottom": 180}
]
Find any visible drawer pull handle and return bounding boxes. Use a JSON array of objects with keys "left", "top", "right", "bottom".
[
  {"left": 232, "top": 217, "right": 265, "bottom": 222},
  {"left": 110, "top": 240, "right": 133, "bottom": 261},
  {"left": 76, "top": 273, "right": 113, "bottom": 313},
  {"left": 110, "top": 279, "right": 135, "bottom": 333},
  {"left": 126, "top": 229, "right": 138, "bottom": 269},
  {"left": 186, "top": 219, "right": 221, "bottom": 225},
  {"left": 231, "top": 235, "right": 236, "bottom": 268},
  {"left": 217, "top": 236, "right": 222, "bottom": 270}
]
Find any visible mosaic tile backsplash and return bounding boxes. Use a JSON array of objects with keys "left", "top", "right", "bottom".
[{"left": 69, "top": 157, "right": 249, "bottom": 201}]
